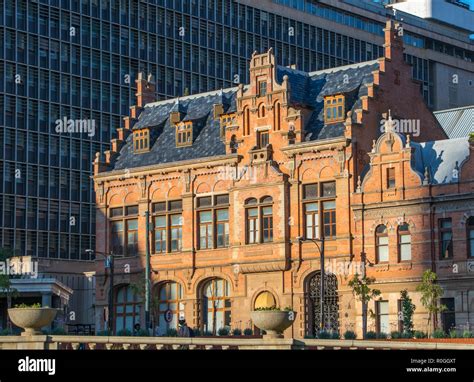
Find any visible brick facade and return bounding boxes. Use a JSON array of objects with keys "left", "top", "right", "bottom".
[{"left": 93, "top": 20, "right": 474, "bottom": 338}]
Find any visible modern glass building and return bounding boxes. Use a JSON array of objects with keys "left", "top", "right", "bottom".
[{"left": 0, "top": 0, "right": 473, "bottom": 327}]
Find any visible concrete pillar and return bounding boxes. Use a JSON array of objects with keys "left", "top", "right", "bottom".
[{"left": 41, "top": 293, "right": 53, "bottom": 332}]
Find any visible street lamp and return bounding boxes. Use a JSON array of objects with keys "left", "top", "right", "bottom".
[
  {"left": 297, "top": 235, "right": 325, "bottom": 332},
  {"left": 86, "top": 249, "right": 114, "bottom": 335}
]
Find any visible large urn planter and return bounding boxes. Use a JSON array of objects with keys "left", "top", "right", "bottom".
[
  {"left": 250, "top": 310, "right": 296, "bottom": 339},
  {"left": 8, "top": 308, "right": 58, "bottom": 336}
]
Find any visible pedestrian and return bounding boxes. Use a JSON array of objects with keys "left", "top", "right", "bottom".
[{"left": 177, "top": 319, "right": 190, "bottom": 337}]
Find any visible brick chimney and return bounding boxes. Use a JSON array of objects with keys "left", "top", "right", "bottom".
[
  {"left": 135, "top": 72, "right": 156, "bottom": 108},
  {"left": 384, "top": 19, "right": 404, "bottom": 62}
]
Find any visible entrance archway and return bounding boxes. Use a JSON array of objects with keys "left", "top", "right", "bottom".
[{"left": 306, "top": 271, "right": 339, "bottom": 335}]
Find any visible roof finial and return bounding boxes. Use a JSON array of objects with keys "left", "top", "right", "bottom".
[{"left": 385, "top": 109, "right": 394, "bottom": 134}]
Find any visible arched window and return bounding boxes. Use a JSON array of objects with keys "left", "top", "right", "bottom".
[
  {"left": 155, "top": 281, "right": 184, "bottom": 335},
  {"left": 114, "top": 285, "right": 141, "bottom": 333},
  {"left": 274, "top": 102, "right": 281, "bottom": 131},
  {"left": 398, "top": 223, "right": 411, "bottom": 261},
  {"left": 254, "top": 291, "right": 276, "bottom": 309},
  {"left": 258, "top": 103, "right": 265, "bottom": 118},
  {"left": 376, "top": 225, "right": 389, "bottom": 263},
  {"left": 245, "top": 196, "right": 273, "bottom": 244},
  {"left": 467, "top": 217, "right": 474, "bottom": 258},
  {"left": 243, "top": 106, "right": 250, "bottom": 136},
  {"left": 202, "top": 278, "right": 231, "bottom": 334}
]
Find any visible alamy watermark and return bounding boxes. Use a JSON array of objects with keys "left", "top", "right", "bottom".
[
  {"left": 380, "top": 117, "right": 420, "bottom": 137},
  {"left": 55, "top": 117, "right": 96, "bottom": 137},
  {"left": 0, "top": 257, "right": 38, "bottom": 278}
]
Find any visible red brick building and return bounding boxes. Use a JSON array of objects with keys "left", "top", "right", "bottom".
[{"left": 93, "top": 20, "right": 474, "bottom": 338}]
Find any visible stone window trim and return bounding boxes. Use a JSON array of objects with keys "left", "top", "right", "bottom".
[
  {"left": 375, "top": 224, "right": 389, "bottom": 264},
  {"left": 302, "top": 181, "right": 337, "bottom": 240},
  {"left": 195, "top": 194, "right": 230, "bottom": 250},
  {"left": 151, "top": 199, "right": 183, "bottom": 254},
  {"left": 109, "top": 204, "right": 139, "bottom": 257},
  {"left": 324, "top": 94, "right": 345, "bottom": 124},
  {"left": 244, "top": 196, "right": 273, "bottom": 245},
  {"left": 397, "top": 223, "right": 412, "bottom": 262},
  {"left": 175, "top": 121, "right": 193, "bottom": 147}
]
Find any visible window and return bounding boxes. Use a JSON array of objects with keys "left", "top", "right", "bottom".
[
  {"left": 197, "top": 194, "right": 230, "bottom": 250},
  {"left": 110, "top": 205, "right": 138, "bottom": 256},
  {"left": 152, "top": 200, "right": 183, "bottom": 253},
  {"left": 258, "top": 80, "right": 267, "bottom": 97},
  {"left": 324, "top": 95, "right": 345, "bottom": 124},
  {"left": 245, "top": 197, "right": 273, "bottom": 244},
  {"left": 219, "top": 113, "right": 235, "bottom": 138},
  {"left": 258, "top": 130, "right": 269, "bottom": 148},
  {"left": 303, "top": 182, "right": 336, "bottom": 239},
  {"left": 156, "top": 282, "right": 184, "bottom": 335},
  {"left": 114, "top": 285, "right": 141, "bottom": 333},
  {"left": 202, "top": 278, "right": 231, "bottom": 334},
  {"left": 133, "top": 129, "right": 149, "bottom": 153},
  {"left": 387, "top": 167, "right": 396, "bottom": 189},
  {"left": 176, "top": 121, "right": 192, "bottom": 147},
  {"left": 398, "top": 224, "right": 411, "bottom": 261},
  {"left": 439, "top": 219, "right": 453, "bottom": 259},
  {"left": 467, "top": 217, "right": 474, "bottom": 258},
  {"left": 376, "top": 300, "right": 389, "bottom": 335},
  {"left": 376, "top": 225, "right": 389, "bottom": 263},
  {"left": 440, "top": 298, "right": 455, "bottom": 333}
]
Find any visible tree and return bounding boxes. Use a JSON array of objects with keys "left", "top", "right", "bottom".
[
  {"left": 0, "top": 248, "right": 18, "bottom": 332},
  {"left": 416, "top": 269, "right": 446, "bottom": 334},
  {"left": 130, "top": 278, "right": 159, "bottom": 336},
  {"left": 400, "top": 289, "right": 416, "bottom": 336},
  {"left": 348, "top": 273, "right": 381, "bottom": 339}
]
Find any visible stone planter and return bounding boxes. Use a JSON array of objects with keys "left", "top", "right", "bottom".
[
  {"left": 8, "top": 308, "right": 58, "bottom": 336},
  {"left": 250, "top": 310, "right": 296, "bottom": 339}
]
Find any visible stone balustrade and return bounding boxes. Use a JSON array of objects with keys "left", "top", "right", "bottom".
[{"left": 0, "top": 335, "right": 473, "bottom": 350}]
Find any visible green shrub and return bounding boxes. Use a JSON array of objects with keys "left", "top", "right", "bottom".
[
  {"left": 401, "top": 331, "right": 413, "bottom": 339},
  {"left": 304, "top": 334, "right": 315, "bottom": 339},
  {"left": 0, "top": 328, "right": 11, "bottom": 336},
  {"left": 414, "top": 331, "right": 427, "bottom": 339},
  {"left": 243, "top": 328, "right": 253, "bottom": 336},
  {"left": 217, "top": 327, "right": 230, "bottom": 336},
  {"left": 343, "top": 330, "right": 357, "bottom": 340},
  {"left": 202, "top": 330, "right": 213, "bottom": 337},
  {"left": 366, "top": 331, "right": 377, "bottom": 339},
  {"left": 232, "top": 328, "right": 242, "bottom": 336},
  {"left": 117, "top": 329, "right": 132, "bottom": 336},
  {"left": 449, "top": 329, "right": 459, "bottom": 338},
  {"left": 316, "top": 330, "right": 331, "bottom": 339},
  {"left": 463, "top": 330, "right": 473, "bottom": 338},
  {"left": 377, "top": 332, "right": 388, "bottom": 339},
  {"left": 331, "top": 331, "right": 340, "bottom": 339},
  {"left": 192, "top": 327, "right": 201, "bottom": 337},
  {"left": 391, "top": 331, "right": 402, "bottom": 339},
  {"left": 51, "top": 327, "right": 67, "bottom": 335},
  {"left": 432, "top": 329, "right": 446, "bottom": 339},
  {"left": 165, "top": 328, "right": 178, "bottom": 337},
  {"left": 96, "top": 330, "right": 111, "bottom": 336},
  {"left": 14, "top": 303, "right": 42, "bottom": 308},
  {"left": 136, "top": 329, "right": 149, "bottom": 337}
]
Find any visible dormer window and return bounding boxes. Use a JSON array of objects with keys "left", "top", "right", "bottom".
[
  {"left": 133, "top": 129, "right": 150, "bottom": 153},
  {"left": 220, "top": 113, "right": 236, "bottom": 138},
  {"left": 324, "top": 95, "right": 345, "bottom": 124},
  {"left": 176, "top": 121, "right": 192, "bottom": 147}
]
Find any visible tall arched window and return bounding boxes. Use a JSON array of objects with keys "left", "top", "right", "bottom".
[
  {"left": 273, "top": 101, "right": 281, "bottom": 131},
  {"left": 243, "top": 106, "right": 250, "bottom": 136},
  {"left": 202, "top": 278, "right": 231, "bottom": 334},
  {"left": 155, "top": 281, "right": 184, "bottom": 335},
  {"left": 376, "top": 225, "right": 389, "bottom": 263},
  {"left": 467, "top": 217, "right": 474, "bottom": 258},
  {"left": 114, "top": 285, "right": 141, "bottom": 333},
  {"left": 398, "top": 223, "right": 411, "bottom": 261},
  {"left": 258, "top": 103, "right": 265, "bottom": 118}
]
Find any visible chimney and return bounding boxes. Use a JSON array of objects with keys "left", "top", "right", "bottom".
[
  {"left": 384, "top": 19, "right": 404, "bottom": 61},
  {"left": 135, "top": 72, "right": 156, "bottom": 107}
]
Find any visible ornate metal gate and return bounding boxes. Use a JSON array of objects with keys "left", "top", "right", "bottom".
[{"left": 308, "top": 272, "right": 339, "bottom": 334}]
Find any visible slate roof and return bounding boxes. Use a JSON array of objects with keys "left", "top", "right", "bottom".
[
  {"left": 433, "top": 106, "right": 474, "bottom": 139},
  {"left": 112, "top": 60, "right": 380, "bottom": 171},
  {"left": 411, "top": 137, "right": 470, "bottom": 184}
]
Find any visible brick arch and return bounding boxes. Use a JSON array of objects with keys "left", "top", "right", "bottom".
[
  {"left": 108, "top": 193, "right": 122, "bottom": 207},
  {"left": 166, "top": 185, "right": 181, "bottom": 199},
  {"left": 318, "top": 165, "right": 334, "bottom": 179},
  {"left": 124, "top": 191, "right": 138, "bottom": 204},
  {"left": 301, "top": 168, "right": 317, "bottom": 181},
  {"left": 192, "top": 273, "right": 235, "bottom": 298},
  {"left": 195, "top": 182, "right": 211, "bottom": 194},
  {"left": 152, "top": 278, "right": 187, "bottom": 297},
  {"left": 250, "top": 287, "right": 280, "bottom": 310},
  {"left": 150, "top": 187, "right": 164, "bottom": 201},
  {"left": 212, "top": 180, "right": 227, "bottom": 192}
]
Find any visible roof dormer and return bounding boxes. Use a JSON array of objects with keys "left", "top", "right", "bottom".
[
  {"left": 133, "top": 128, "right": 150, "bottom": 153},
  {"left": 175, "top": 121, "right": 193, "bottom": 147},
  {"left": 324, "top": 94, "right": 345, "bottom": 124}
]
